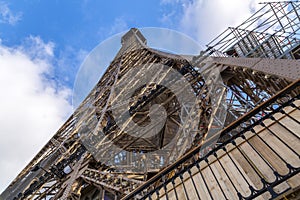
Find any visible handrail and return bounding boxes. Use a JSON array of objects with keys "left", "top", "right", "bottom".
[{"left": 122, "top": 78, "right": 300, "bottom": 200}]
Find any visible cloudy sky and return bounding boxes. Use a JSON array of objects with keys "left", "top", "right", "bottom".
[{"left": 0, "top": 0, "right": 274, "bottom": 193}]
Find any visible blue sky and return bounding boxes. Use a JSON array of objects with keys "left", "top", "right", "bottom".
[
  {"left": 1, "top": 0, "right": 179, "bottom": 87},
  {"left": 0, "top": 0, "right": 270, "bottom": 193}
]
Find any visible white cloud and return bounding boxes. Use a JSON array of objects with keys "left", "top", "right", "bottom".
[
  {"left": 161, "top": 0, "right": 276, "bottom": 45},
  {"left": 0, "top": 37, "right": 72, "bottom": 193},
  {"left": 21, "top": 36, "right": 55, "bottom": 59},
  {"left": 56, "top": 46, "right": 89, "bottom": 92},
  {"left": 0, "top": 1, "right": 22, "bottom": 25},
  {"left": 109, "top": 17, "right": 129, "bottom": 35},
  {"left": 180, "top": 0, "right": 254, "bottom": 44},
  {"left": 160, "top": 11, "right": 176, "bottom": 26}
]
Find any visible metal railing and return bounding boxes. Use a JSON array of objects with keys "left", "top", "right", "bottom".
[{"left": 122, "top": 79, "right": 300, "bottom": 200}]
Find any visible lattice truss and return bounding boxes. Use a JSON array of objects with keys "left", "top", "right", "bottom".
[
  {"left": 208, "top": 1, "right": 300, "bottom": 59},
  {"left": 1, "top": 1, "right": 299, "bottom": 200}
]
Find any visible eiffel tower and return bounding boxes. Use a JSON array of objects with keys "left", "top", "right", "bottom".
[{"left": 1, "top": 1, "right": 300, "bottom": 200}]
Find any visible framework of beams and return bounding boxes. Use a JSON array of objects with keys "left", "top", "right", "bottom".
[{"left": 1, "top": 1, "right": 299, "bottom": 200}]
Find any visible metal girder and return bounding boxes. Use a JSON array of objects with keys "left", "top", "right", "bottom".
[
  {"left": 80, "top": 168, "right": 144, "bottom": 195},
  {"left": 210, "top": 56, "right": 300, "bottom": 81}
]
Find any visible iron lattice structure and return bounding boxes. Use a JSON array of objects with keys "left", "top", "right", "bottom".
[{"left": 1, "top": 1, "right": 300, "bottom": 200}]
